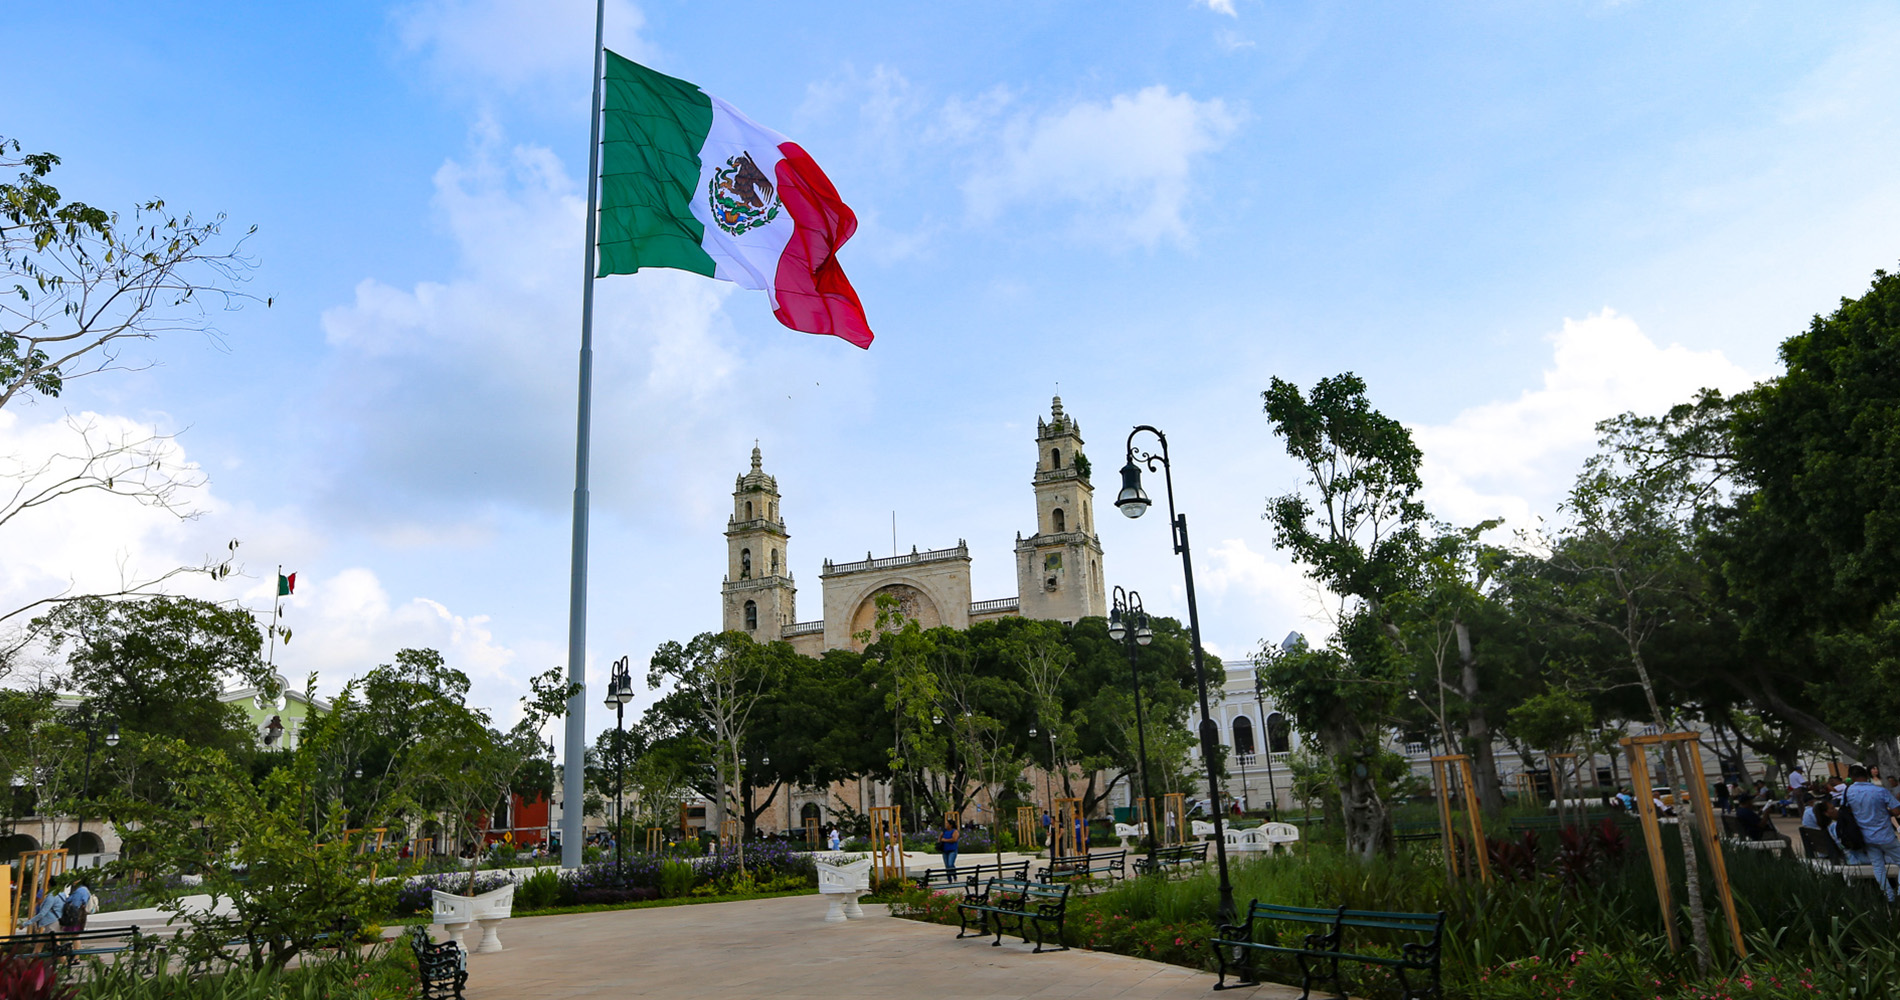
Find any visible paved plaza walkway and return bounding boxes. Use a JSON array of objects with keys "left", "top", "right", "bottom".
[{"left": 461, "top": 894, "right": 1306, "bottom": 1000}]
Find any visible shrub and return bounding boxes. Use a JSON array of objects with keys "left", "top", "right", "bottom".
[
  {"left": 658, "top": 861, "right": 695, "bottom": 899},
  {"left": 516, "top": 869, "right": 568, "bottom": 910},
  {"left": 0, "top": 953, "right": 71, "bottom": 1000}
]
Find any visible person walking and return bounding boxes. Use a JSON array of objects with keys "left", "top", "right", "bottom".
[
  {"left": 1842, "top": 764, "right": 1900, "bottom": 901},
  {"left": 938, "top": 814, "right": 960, "bottom": 876},
  {"left": 59, "top": 876, "right": 92, "bottom": 934}
]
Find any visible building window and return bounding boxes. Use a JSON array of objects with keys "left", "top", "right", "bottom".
[
  {"left": 769, "top": 502, "right": 776, "bottom": 521},
  {"left": 746, "top": 501, "right": 754, "bottom": 520},
  {"left": 1051, "top": 448, "right": 1062, "bottom": 468},
  {"left": 741, "top": 548, "right": 752, "bottom": 579},
  {"left": 744, "top": 600, "right": 758, "bottom": 630},
  {"left": 1052, "top": 507, "right": 1065, "bottom": 532},
  {"left": 1233, "top": 716, "right": 1256, "bottom": 756},
  {"left": 771, "top": 549, "right": 779, "bottom": 575},
  {"left": 1266, "top": 712, "right": 1291, "bottom": 753}
]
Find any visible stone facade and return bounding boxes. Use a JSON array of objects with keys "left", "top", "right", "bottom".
[{"left": 722, "top": 397, "right": 1107, "bottom": 651}]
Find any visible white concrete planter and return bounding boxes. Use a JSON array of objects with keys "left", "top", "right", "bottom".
[
  {"left": 433, "top": 884, "right": 515, "bottom": 953},
  {"left": 1113, "top": 823, "right": 1147, "bottom": 849},
  {"left": 1259, "top": 822, "right": 1300, "bottom": 852},
  {"left": 815, "top": 856, "right": 873, "bottom": 924},
  {"left": 1191, "top": 820, "right": 1216, "bottom": 840}
]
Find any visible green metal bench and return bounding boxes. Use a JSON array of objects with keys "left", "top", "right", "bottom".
[
  {"left": 1038, "top": 849, "right": 1126, "bottom": 889},
  {"left": 410, "top": 925, "right": 468, "bottom": 1000},
  {"left": 1213, "top": 901, "right": 1445, "bottom": 999},
  {"left": 915, "top": 858, "right": 1029, "bottom": 892},
  {"left": 1133, "top": 842, "right": 1209, "bottom": 876},
  {"left": 955, "top": 877, "right": 1070, "bottom": 953}
]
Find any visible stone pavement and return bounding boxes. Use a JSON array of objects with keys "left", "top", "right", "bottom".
[{"left": 462, "top": 894, "right": 1306, "bottom": 1000}]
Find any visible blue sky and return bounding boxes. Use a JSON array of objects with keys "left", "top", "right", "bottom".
[{"left": 6, "top": 1, "right": 1899, "bottom": 741}]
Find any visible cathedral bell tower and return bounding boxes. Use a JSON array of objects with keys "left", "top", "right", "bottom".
[
  {"left": 722, "top": 446, "right": 796, "bottom": 640},
  {"left": 1015, "top": 397, "right": 1107, "bottom": 623}
]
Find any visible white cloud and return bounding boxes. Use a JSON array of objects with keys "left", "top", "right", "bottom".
[
  {"left": 962, "top": 86, "right": 1242, "bottom": 246},
  {"left": 394, "top": 0, "right": 653, "bottom": 102},
  {"left": 0, "top": 410, "right": 541, "bottom": 720},
  {"left": 1410, "top": 309, "right": 1757, "bottom": 531},
  {"left": 1197, "top": 0, "right": 1239, "bottom": 16}
]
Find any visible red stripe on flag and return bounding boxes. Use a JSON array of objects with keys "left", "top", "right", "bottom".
[
  {"left": 287, "top": 573, "right": 296, "bottom": 595},
  {"left": 771, "top": 142, "right": 874, "bottom": 349}
]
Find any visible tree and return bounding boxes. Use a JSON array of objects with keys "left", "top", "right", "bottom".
[
  {"left": 110, "top": 734, "right": 389, "bottom": 972},
  {"left": 1538, "top": 435, "right": 1721, "bottom": 972},
  {"left": 0, "top": 136, "right": 258, "bottom": 644},
  {"left": 35, "top": 595, "right": 270, "bottom": 761},
  {"left": 1257, "top": 373, "right": 1427, "bottom": 859},
  {"left": 1389, "top": 520, "right": 1513, "bottom": 810},
  {"left": 647, "top": 631, "right": 781, "bottom": 870},
  {"left": 1713, "top": 267, "right": 1900, "bottom": 774},
  {"left": 1, "top": 136, "right": 259, "bottom": 411}
]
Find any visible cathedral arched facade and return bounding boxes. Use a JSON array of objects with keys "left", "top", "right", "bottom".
[{"left": 720, "top": 396, "right": 1108, "bottom": 653}]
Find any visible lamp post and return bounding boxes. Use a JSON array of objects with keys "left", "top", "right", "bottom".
[
  {"left": 604, "top": 655, "right": 636, "bottom": 879},
  {"left": 1116, "top": 424, "right": 1237, "bottom": 923},
  {"left": 1108, "top": 586, "right": 1159, "bottom": 873},
  {"left": 74, "top": 710, "right": 118, "bottom": 855}
]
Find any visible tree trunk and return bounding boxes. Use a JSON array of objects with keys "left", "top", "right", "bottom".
[
  {"left": 1455, "top": 622, "right": 1506, "bottom": 811},
  {"left": 1628, "top": 637, "right": 1712, "bottom": 974},
  {"left": 1323, "top": 719, "right": 1391, "bottom": 859}
]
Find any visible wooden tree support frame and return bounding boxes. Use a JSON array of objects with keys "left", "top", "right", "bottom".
[
  {"left": 1161, "top": 792, "right": 1187, "bottom": 846},
  {"left": 14, "top": 849, "right": 68, "bottom": 929},
  {"left": 646, "top": 827, "right": 663, "bottom": 854},
  {"left": 1016, "top": 806, "right": 1037, "bottom": 850},
  {"left": 869, "top": 805, "right": 904, "bottom": 883},
  {"left": 1621, "top": 732, "right": 1747, "bottom": 959},
  {"left": 0, "top": 862, "right": 11, "bottom": 940},
  {"left": 719, "top": 819, "right": 742, "bottom": 850},
  {"left": 1511, "top": 771, "right": 1537, "bottom": 805},
  {"left": 1548, "top": 752, "right": 1579, "bottom": 830},
  {"left": 804, "top": 817, "right": 822, "bottom": 849},
  {"left": 1430, "top": 755, "right": 1490, "bottom": 883},
  {"left": 1053, "top": 798, "right": 1085, "bottom": 858}
]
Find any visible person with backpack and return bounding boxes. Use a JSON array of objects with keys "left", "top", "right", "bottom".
[
  {"left": 60, "top": 876, "right": 92, "bottom": 933},
  {"left": 28, "top": 882, "right": 67, "bottom": 950},
  {"left": 1839, "top": 764, "right": 1900, "bottom": 901}
]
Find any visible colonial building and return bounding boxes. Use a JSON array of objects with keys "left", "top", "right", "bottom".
[{"left": 721, "top": 396, "right": 1107, "bottom": 655}]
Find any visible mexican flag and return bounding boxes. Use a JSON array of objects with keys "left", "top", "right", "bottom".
[
  {"left": 595, "top": 51, "right": 874, "bottom": 349},
  {"left": 277, "top": 572, "right": 296, "bottom": 597}
]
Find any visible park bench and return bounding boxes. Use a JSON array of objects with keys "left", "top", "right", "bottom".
[
  {"left": 914, "top": 858, "right": 1030, "bottom": 893},
  {"left": 410, "top": 925, "right": 469, "bottom": 1000},
  {"left": 1038, "top": 849, "right": 1126, "bottom": 889},
  {"left": 1393, "top": 822, "right": 1441, "bottom": 843},
  {"left": 1719, "top": 815, "right": 1790, "bottom": 853},
  {"left": 1797, "top": 826, "right": 1900, "bottom": 882},
  {"left": 1133, "top": 842, "right": 1210, "bottom": 876},
  {"left": 6, "top": 926, "right": 157, "bottom": 973},
  {"left": 1212, "top": 901, "right": 1445, "bottom": 999},
  {"left": 955, "top": 877, "right": 1070, "bottom": 953}
]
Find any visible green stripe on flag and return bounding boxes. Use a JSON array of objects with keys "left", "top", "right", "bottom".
[{"left": 596, "top": 52, "right": 719, "bottom": 278}]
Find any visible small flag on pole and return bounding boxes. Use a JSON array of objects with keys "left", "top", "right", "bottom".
[{"left": 277, "top": 572, "right": 297, "bottom": 597}]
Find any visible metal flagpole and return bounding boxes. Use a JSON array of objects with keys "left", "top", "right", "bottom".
[{"left": 561, "top": 0, "right": 609, "bottom": 870}]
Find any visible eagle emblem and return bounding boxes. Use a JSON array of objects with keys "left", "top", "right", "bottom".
[{"left": 709, "top": 152, "right": 780, "bottom": 235}]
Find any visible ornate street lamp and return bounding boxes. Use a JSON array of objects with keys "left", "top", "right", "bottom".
[
  {"left": 74, "top": 710, "right": 118, "bottom": 854},
  {"left": 1116, "top": 424, "right": 1237, "bottom": 923},
  {"left": 1108, "top": 586, "right": 1159, "bottom": 873},
  {"left": 605, "top": 655, "right": 636, "bottom": 878}
]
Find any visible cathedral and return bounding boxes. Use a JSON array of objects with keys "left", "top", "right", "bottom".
[{"left": 721, "top": 396, "right": 1108, "bottom": 653}]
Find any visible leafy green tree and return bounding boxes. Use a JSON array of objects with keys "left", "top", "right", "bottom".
[
  {"left": 35, "top": 596, "right": 270, "bottom": 762},
  {"left": 1713, "top": 267, "right": 1900, "bottom": 774},
  {"left": 110, "top": 734, "right": 390, "bottom": 971},
  {"left": 647, "top": 631, "right": 784, "bottom": 867},
  {"left": 1257, "top": 373, "right": 1426, "bottom": 859}
]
